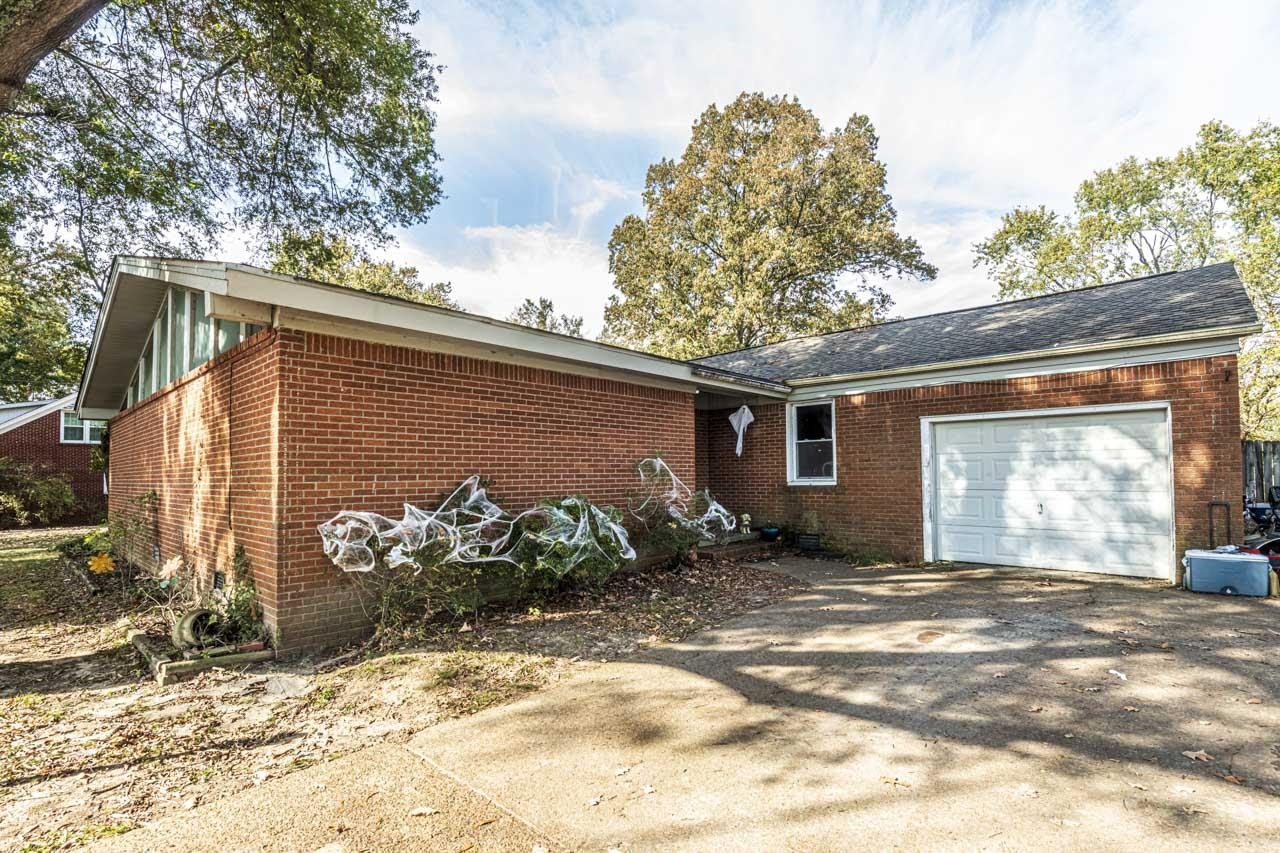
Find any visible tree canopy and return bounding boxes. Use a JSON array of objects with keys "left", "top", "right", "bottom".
[
  {"left": 0, "top": 0, "right": 443, "bottom": 400},
  {"left": 507, "top": 298, "right": 584, "bottom": 337},
  {"left": 602, "top": 92, "right": 934, "bottom": 360},
  {"left": 267, "top": 230, "right": 457, "bottom": 309},
  {"left": 973, "top": 120, "right": 1280, "bottom": 438}
]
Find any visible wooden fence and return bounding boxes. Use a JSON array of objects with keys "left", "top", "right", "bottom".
[{"left": 1243, "top": 441, "right": 1280, "bottom": 500}]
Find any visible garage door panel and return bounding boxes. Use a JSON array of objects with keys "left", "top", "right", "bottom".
[
  {"left": 988, "top": 529, "right": 1171, "bottom": 578},
  {"left": 939, "top": 495, "right": 985, "bottom": 521},
  {"left": 933, "top": 409, "right": 1173, "bottom": 579},
  {"left": 939, "top": 463, "right": 1169, "bottom": 495},
  {"left": 937, "top": 528, "right": 986, "bottom": 562}
]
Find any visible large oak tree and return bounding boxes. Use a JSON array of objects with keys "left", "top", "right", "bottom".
[
  {"left": 973, "top": 121, "right": 1280, "bottom": 439},
  {"left": 603, "top": 92, "right": 935, "bottom": 360},
  {"left": 0, "top": 0, "right": 443, "bottom": 399}
]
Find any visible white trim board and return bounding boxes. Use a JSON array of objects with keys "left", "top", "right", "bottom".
[
  {"left": 919, "top": 401, "right": 1176, "bottom": 582},
  {"left": 790, "top": 338, "right": 1241, "bottom": 401},
  {"left": 785, "top": 399, "right": 838, "bottom": 486},
  {"left": 0, "top": 394, "right": 77, "bottom": 437}
]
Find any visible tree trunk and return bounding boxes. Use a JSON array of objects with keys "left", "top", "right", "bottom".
[{"left": 0, "top": 0, "right": 105, "bottom": 112}]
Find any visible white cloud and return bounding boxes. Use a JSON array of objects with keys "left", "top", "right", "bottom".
[
  {"left": 396, "top": 224, "right": 614, "bottom": 335},
  {"left": 399, "top": 0, "right": 1280, "bottom": 325}
]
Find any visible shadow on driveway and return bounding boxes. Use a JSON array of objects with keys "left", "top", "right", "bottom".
[{"left": 404, "top": 558, "right": 1280, "bottom": 850}]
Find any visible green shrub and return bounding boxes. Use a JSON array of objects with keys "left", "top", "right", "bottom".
[
  {"left": 56, "top": 523, "right": 122, "bottom": 566},
  {"left": 0, "top": 492, "right": 27, "bottom": 528},
  {"left": 0, "top": 457, "right": 75, "bottom": 528},
  {"left": 341, "top": 493, "right": 633, "bottom": 635}
]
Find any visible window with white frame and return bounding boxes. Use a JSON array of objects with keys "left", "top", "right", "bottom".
[
  {"left": 120, "top": 284, "right": 263, "bottom": 410},
  {"left": 788, "top": 400, "right": 836, "bottom": 484},
  {"left": 61, "top": 411, "right": 106, "bottom": 444}
]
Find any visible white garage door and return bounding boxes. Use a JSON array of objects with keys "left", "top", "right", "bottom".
[{"left": 931, "top": 408, "right": 1173, "bottom": 579}]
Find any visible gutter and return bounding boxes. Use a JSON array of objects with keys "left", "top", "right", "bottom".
[
  {"left": 785, "top": 323, "right": 1263, "bottom": 388},
  {"left": 689, "top": 365, "right": 789, "bottom": 394}
]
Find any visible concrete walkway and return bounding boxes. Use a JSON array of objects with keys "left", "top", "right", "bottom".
[{"left": 100, "top": 559, "right": 1280, "bottom": 851}]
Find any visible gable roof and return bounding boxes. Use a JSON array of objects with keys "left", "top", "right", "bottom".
[
  {"left": 0, "top": 394, "right": 77, "bottom": 437},
  {"left": 77, "top": 257, "right": 789, "bottom": 415},
  {"left": 692, "top": 263, "right": 1260, "bottom": 383}
]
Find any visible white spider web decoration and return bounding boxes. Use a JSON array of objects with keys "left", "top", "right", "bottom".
[
  {"left": 629, "top": 457, "right": 737, "bottom": 541},
  {"left": 317, "top": 475, "right": 635, "bottom": 575}
]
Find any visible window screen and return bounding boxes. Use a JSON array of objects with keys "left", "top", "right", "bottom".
[{"left": 792, "top": 402, "right": 835, "bottom": 481}]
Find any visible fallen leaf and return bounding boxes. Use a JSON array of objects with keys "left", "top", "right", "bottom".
[
  {"left": 1028, "top": 705, "right": 1045, "bottom": 713},
  {"left": 916, "top": 630, "right": 944, "bottom": 644},
  {"left": 1123, "top": 706, "right": 1139, "bottom": 713},
  {"left": 1223, "top": 775, "right": 1244, "bottom": 785},
  {"left": 993, "top": 672, "right": 1007, "bottom": 679},
  {"left": 1128, "top": 783, "right": 1147, "bottom": 791},
  {"left": 1108, "top": 669, "right": 1128, "bottom": 681},
  {"left": 1181, "top": 750, "right": 1214, "bottom": 762},
  {"left": 589, "top": 797, "right": 601, "bottom": 807},
  {"left": 1064, "top": 733, "right": 1075, "bottom": 739},
  {"left": 410, "top": 806, "right": 439, "bottom": 817},
  {"left": 1246, "top": 697, "right": 1262, "bottom": 705}
]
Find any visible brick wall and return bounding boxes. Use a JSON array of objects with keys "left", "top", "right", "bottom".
[
  {"left": 108, "top": 330, "right": 280, "bottom": 628},
  {"left": 272, "top": 328, "right": 697, "bottom": 650},
  {"left": 704, "top": 356, "right": 1242, "bottom": 569},
  {"left": 0, "top": 409, "right": 103, "bottom": 517}
]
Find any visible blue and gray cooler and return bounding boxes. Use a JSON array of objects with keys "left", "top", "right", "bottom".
[{"left": 1182, "top": 549, "right": 1272, "bottom": 597}]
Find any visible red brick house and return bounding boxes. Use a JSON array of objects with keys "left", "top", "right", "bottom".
[
  {"left": 0, "top": 394, "right": 107, "bottom": 518},
  {"left": 77, "top": 258, "right": 1259, "bottom": 650}
]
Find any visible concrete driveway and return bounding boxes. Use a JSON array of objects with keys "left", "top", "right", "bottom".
[
  {"left": 100, "top": 558, "right": 1280, "bottom": 851},
  {"left": 407, "top": 558, "right": 1280, "bottom": 850}
]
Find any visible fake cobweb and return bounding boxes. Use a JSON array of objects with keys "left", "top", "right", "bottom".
[
  {"left": 317, "top": 458, "right": 739, "bottom": 576},
  {"left": 317, "top": 476, "right": 634, "bottom": 575},
  {"left": 629, "top": 457, "right": 737, "bottom": 541}
]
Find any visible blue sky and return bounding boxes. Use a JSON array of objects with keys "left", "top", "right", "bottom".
[{"left": 361, "top": 0, "right": 1280, "bottom": 335}]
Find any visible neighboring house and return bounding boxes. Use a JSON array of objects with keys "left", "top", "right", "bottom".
[
  {"left": 0, "top": 394, "right": 107, "bottom": 517},
  {"left": 76, "top": 257, "right": 1259, "bottom": 651}
]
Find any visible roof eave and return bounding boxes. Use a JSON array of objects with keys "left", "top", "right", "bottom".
[
  {"left": 784, "top": 323, "right": 1263, "bottom": 387},
  {"left": 0, "top": 393, "right": 77, "bottom": 437},
  {"left": 79, "top": 257, "right": 788, "bottom": 410}
]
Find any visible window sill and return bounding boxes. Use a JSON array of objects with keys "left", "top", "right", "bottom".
[{"left": 788, "top": 479, "right": 837, "bottom": 487}]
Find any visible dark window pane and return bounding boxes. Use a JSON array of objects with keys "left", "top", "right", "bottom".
[
  {"left": 797, "top": 440, "right": 834, "bottom": 480},
  {"left": 796, "top": 404, "right": 832, "bottom": 441}
]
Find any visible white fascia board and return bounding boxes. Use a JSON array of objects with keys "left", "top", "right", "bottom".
[
  {"left": 788, "top": 335, "right": 1245, "bottom": 402},
  {"left": 224, "top": 266, "right": 789, "bottom": 398},
  {"left": 114, "top": 257, "right": 231, "bottom": 294},
  {"left": 0, "top": 394, "right": 77, "bottom": 436},
  {"left": 79, "top": 407, "right": 122, "bottom": 420}
]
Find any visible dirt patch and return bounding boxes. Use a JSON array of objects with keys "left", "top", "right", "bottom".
[{"left": 0, "top": 529, "right": 803, "bottom": 850}]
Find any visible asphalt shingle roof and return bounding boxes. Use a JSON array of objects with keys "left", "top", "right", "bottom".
[{"left": 691, "top": 262, "right": 1259, "bottom": 383}]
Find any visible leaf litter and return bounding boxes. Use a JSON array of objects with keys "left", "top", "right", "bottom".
[{"left": 1, "top": 528, "right": 802, "bottom": 849}]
